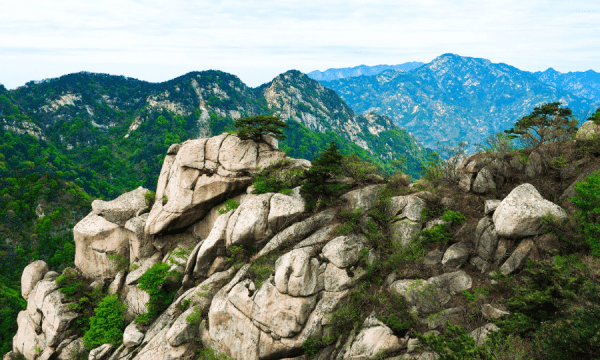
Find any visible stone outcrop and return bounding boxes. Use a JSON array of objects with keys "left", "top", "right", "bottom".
[
  {"left": 343, "top": 314, "right": 404, "bottom": 359},
  {"left": 92, "top": 186, "right": 149, "bottom": 226},
  {"left": 21, "top": 261, "right": 49, "bottom": 301},
  {"left": 74, "top": 213, "right": 129, "bottom": 279},
  {"left": 493, "top": 184, "right": 567, "bottom": 238},
  {"left": 13, "top": 131, "right": 589, "bottom": 360},
  {"left": 145, "top": 135, "right": 284, "bottom": 235}
]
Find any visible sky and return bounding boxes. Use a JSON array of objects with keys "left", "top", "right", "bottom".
[{"left": 1, "top": 0, "right": 599, "bottom": 89}]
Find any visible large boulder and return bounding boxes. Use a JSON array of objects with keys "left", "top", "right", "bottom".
[
  {"left": 493, "top": 184, "right": 567, "bottom": 238},
  {"left": 226, "top": 194, "right": 273, "bottom": 247},
  {"left": 321, "top": 235, "right": 365, "bottom": 268},
  {"left": 390, "top": 220, "right": 422, "bottom": 247},
  {"left": 441, "top": 242, "right": 470, "bottom": 271},
  {"left": 21, "top": 260, "right": 49, "bottom": 301},
  {"left": 472, "top": 167, "right": 496, "bottom": 194},
  {"left": 74, "top": 213, "right": 129, "bottom": 279},
  {"left": 341, "top": 185, "right": 386, "bottom": 212},
  {"left": 344, "top": 314, "right": 403, "bottom": 359},
  {"left": 145, "top": 134, "right": 285, "bottom": 235},
  {"left": 390, "top": 271, "right": 472, "bottom": 314},
  {"left": 274, "top": 249, "right": 319, "bottom": 296},
  {"left": 499, "top": 238, "right": 536, "bottom": 275},
  {"left": 92, "top": 186, "right": 149, "bottom": 226}
]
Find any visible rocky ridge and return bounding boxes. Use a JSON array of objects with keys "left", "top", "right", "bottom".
[{"left": 6, "top": 132, "right": 586, "bottom": 360}]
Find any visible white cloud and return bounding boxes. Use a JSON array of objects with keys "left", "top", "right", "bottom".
[{"left": 1, "top": 0, "right": 599, "bottom": 88}]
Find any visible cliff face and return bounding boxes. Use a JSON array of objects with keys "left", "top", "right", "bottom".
[{"left": 6, "top": 132, "right": 595, "bottom": 360}]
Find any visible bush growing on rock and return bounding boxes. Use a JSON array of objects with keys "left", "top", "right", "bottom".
[
  {"left": 135, "top": 263, "right": 181, "bottom": 325},
  {"left": 83, "top": 295, "right": 127, "bottom": 349}
]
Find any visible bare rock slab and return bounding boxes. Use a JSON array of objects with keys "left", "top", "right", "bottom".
[{"left": 92, "top": 187, "right": 149, "bottom": 226}]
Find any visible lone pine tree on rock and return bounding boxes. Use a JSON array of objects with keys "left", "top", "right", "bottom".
[{"left": 234, "top": 115, "right": 288, "bottom": 141}]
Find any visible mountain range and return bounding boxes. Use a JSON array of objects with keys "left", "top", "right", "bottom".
[
  {"left": 320, "top": 54, "right": 600, "bottom": 148},
  {"left": 307, "top": 62, "right": 424, "bottom": 82}
]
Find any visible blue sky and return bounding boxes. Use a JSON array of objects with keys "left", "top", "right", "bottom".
[{"left": 1, "top": 0, "right": 599, "bottom": 89}]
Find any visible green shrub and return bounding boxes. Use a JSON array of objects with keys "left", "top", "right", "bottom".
[
  {"left": 341, "top": 154, "right": 380, "bottom": 181},
  {"left": 108, "top": 253, "right": 130, "bottom": 272},
  {"left": 135, "top": 263, "right": 180, "bottom": 325},
  {"left": 217, "top": 199, "right": 240, "bottom": 215},
  {"left": 144, "top": 190, "right": 156, "bottom": 207},
  {"left": 572, "top": 170, "right": 600, "bottom": 256},
  {"left": 186, "top": 307, "right": 203, "bottom": 325},
  {"left": 197, "top": 347, "right": 232, "bottom": 360},
  {"left": 83, "top": 295, "right": 127, "bottom": 349},
  {"left": 336, "top": 208, "right": 365, "bottom": 235},
  {"left": 495, "top": 255, "right": 600, "bottom": 359},
  {"left": 443, "top": 210, "right": 467, "bottom": 226},
  {"left": 251, "top": 158, "right": 303, "bottom": 195},
  {"left": 55, "top": 268, "right": 86, "bottom": 298}
]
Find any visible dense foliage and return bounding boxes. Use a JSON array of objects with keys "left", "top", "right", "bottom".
[
  {"left": 135, "top": 263, "right": 181, "bottom": 325},
  {"left": 83, "top": 295, "right": 127, "bottom": 349}
]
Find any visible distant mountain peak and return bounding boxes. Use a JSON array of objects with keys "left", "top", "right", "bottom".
[{"left": 307, "top": 62, "right": 424, "bottom": 82}]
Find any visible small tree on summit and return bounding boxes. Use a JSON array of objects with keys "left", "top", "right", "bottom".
[
  {"left": 234, "top": 115, "right": 288, "bottom": 141},
  {"left": 504, "top": 102, "right": 578, "bottom": 148}
]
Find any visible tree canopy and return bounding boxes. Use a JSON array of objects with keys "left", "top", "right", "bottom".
[
  {"left": 504, "top": 102, "right": 577, "bottom": 147},
  {"left": 234, "top": 115, "right": 288, "bottom": 141}
]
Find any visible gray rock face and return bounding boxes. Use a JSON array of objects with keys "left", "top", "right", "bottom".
[
  {"left": 123, "top": 322, "right": 144, "bottom": 348},
  {"left": 274, "top": 249, "right": 319, "bottom": 296},
  {"left": 472, "top": 167, "right": 496, "bottom": 193},
  {"left": 74, "top": 213, "right": 129, "bottom": 279},
  {"left": 470, "top": 323, "right": 499, "bottom": 346},
  {"left": 493, "top": 184, "right": 567, "bottom": 238},
  {"left": 254, "top": 209, "right": 336, "bottom": 260},
  {"left": 145, "top": 135, "right": 285, "bottom": 235},
  {"left": 226, "top": 193, "right": 273, "bottom": 247},
  {"left": 191, "top": 211, "right": 231, "bottom": 278},
  {"left": 208, "top": 265, "right": 348, "bottom": 360},
  {"left": 89, "top": 344, "right": 114, "bottom": 360},
  {"left": 389, "top": 271, "right": 472, "bottom": 314},
  {"left": 441, "top": 242, "right": 470, "bottom": 271},
  {"left": 166, "top": 307, "right": 200, "bottom": 347},
  {"left": 322, "top": 235, "right": 365, "bottom": 268},
  {"left": 423, "top": 249, "right": 444, "bottom": 265},
  {"left": 401, "top": 196, "right": 427, "bottom": 222},
  {"left": 390, "top": 220, "right": 422, "bottom": 247},
  {"left": 124, "top": 213, "right": 154, "bottom": 263},
  {"left": 458, "top": 173, "right": 474, "bottom": 192},
  {"left": 477, "top": 223, "right": 499, "bottom": 261},
  {"left": 92, "top": 187, "right": 149, "bottom": 226},
  {"left": 422, "top": 307, "right": 464, "bottom": 329},
  {"left": 344, "top": 314, "right": 402, "bottom": 359},
  {"left": 21, "top": 260, "right": 49, "bottom": 301},
  {"left": 13, "top": 311, "right": 46, "bottom": 360},
  {"left": 499, "top": 238, "right": 536, "bottom": 275},
  {"left": 481, "top": 304, "right": 510, "bottom": 319},
  {"left": 484, "top": 200, "right": 501, "bottom": 215},
  {"left": 56, "top": 338, "right": 85, "bottom": 360},
  {"left": 341, "top": 185, "right": 386, "bottom": 212}
]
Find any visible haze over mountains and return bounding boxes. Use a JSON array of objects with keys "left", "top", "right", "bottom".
[
  {"left": 317, "top": 54, "right": 600, "bottom": 148},
  {"left": 307, "top": 62, "right": 424, "bottom": 82}
]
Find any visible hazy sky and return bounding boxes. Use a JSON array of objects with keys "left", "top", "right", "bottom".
[{"left": 1, "top": 0, "right": 599, "bottom": 89}]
